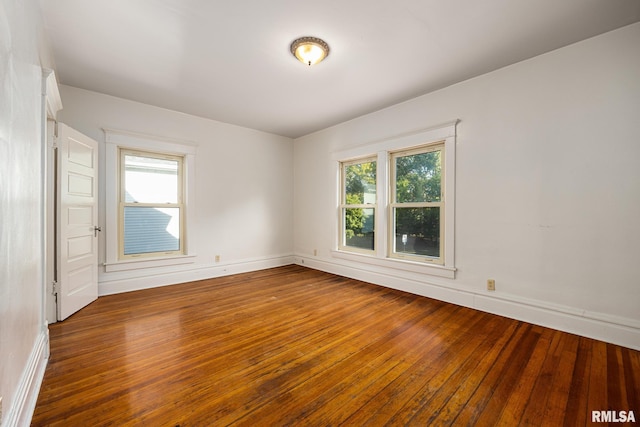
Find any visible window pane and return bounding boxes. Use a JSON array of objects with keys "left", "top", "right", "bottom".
[
  {"left": 345, "top": 161, "right": 376, "bottom": 204},
  {"left": 395, "top": 150, "right": 441, "bottom": 203},
  {"left": 124, "top": 154, "right": 179, "bottom": 203},
  {"left": 124, "top": 207, "right": 180, "bottom": 255},
  {"left": 344, "top": 208, "right": 375, "bottom": 250},
  {"left": 394, "top": 207, "right": 440, "bottom": 258}
]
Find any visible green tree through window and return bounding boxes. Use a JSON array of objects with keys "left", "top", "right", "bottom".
[
  {"left": 392, "top": 146, "right": 443, "bottom": 260},
  {"left": 341, "top": 159, "right": 376, "bottom": 251}
]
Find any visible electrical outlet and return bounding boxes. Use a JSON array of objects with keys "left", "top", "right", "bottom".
[
  {"left": 313, "top": 249, "right": 317, "bottom": 256},
  {"left": 215, "top": 255, "right": 220, "bottom": 263},
  {"left": 487, "top": 279, "right": 496, "bottom": 291}
]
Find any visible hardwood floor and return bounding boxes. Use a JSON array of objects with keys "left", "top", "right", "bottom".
[{"left": 32, "top": 265, "right": 639, "bottom": 426}]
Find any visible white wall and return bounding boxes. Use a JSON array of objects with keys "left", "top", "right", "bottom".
[
  {"left": 293, "top": 23, "right": 640, "bottom": 349},
  {"left": 0, "top": 0, "right": 51, "bottom": 424},
  {"left": 58, "top": 85, "right": 294, "bottom": 295}
]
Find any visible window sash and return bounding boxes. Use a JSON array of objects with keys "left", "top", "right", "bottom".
[
  {"left": 389, "top": 203, "right": 444, "bottom": 263},
  {"left": 119, "top": 148, "right": 185, "bottom": 259},
  {"left": 339, "top": 156, "right": 377, "bottom": 254},
  {"left": 389, "top": 143, "right": 445, "bottom": 264}
]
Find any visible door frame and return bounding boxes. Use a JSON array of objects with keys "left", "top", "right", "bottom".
[{"left": 43, "top": 69, "right": 62, "bottom": 325}]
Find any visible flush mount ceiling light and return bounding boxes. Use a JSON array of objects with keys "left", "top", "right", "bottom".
[{"left": 290, "top": 36, "right": 330, "bottom": 66}]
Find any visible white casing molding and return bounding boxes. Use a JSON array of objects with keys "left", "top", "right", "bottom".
[{"left": 42, "top": 69, "right": 62, "bottom": 120}]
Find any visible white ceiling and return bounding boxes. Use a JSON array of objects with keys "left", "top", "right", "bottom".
[{"left": 42, "top": 0, "right": 640, "bottom": 138}]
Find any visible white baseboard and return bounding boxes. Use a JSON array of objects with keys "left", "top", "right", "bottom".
[
  {"left": 99, "top": 254, "right": 295, "bottom": 296},
  {"left": 5, "top": 329, "right": 49, "bottom": 427},
  {"left": 296, "top": 256, "right": 640, "bottom": 351},
  {"left": 96, "top": 251, "right": 639, "bottom": 350}
]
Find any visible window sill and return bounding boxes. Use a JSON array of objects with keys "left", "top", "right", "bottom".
[
  {"left": 331, "top": 249, "right": 456, "bottom": 279},
  {"left": 104, "top": 254, "right": 197, "bottom": 272}
]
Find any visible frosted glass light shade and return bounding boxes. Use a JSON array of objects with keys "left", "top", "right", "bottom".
[{"left": 290, "top": 37, "right": 330, "bottom": 66}]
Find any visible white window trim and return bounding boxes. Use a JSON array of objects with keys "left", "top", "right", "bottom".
[
  {"left": 331, "top": 120, "right": 458, "bottom": 279},
  {"left": 104, "top": 128, "right": 197, "bottom": 272}
]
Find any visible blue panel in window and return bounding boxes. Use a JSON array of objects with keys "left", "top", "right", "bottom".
[{"left": 124, "top": 207, "right": 180, "bottom": 255}]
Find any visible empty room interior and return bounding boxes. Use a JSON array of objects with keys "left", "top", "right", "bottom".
[{"left": 2, "top": 0, "right": 640, "bottom": 425}]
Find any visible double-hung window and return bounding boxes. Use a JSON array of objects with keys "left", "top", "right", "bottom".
[
  {"left": 390, "top": 144, "right": 444, "bottom": 264},
  {"left": 334, "top": 121, "right": 457, "bottom": 278},
  {"left": 119, "top": 149, "right": 184, "bottom": 258},
  {"left": 104, "top": 129, "right": 196, "bottom": 272},
  {"left": 339, "top": 157, "right": 377, "bottom": 253}
]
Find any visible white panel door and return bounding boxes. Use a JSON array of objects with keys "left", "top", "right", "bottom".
[{"left": 57, "top": 123, "right": 99, "bottom": 320}]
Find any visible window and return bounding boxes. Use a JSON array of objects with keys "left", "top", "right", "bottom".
[
  {"left": 390, "top": 144, "right": 444, "bottom": 264},
  {"left": 333, "top": 121, "right": 457, "bottom": 278},
  {"left": 119, "top": 149, "right": 184, "bottom": 258},
  {"left": 104, "top": 129, "right": 197, "bottom": 272},
  {"left": 339, "top": 157, "right": 377, "bottom": 253}
]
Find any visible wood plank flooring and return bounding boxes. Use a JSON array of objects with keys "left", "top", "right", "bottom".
[{"left": 32, "top": 265, "right": 639, "bottom": 426}]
